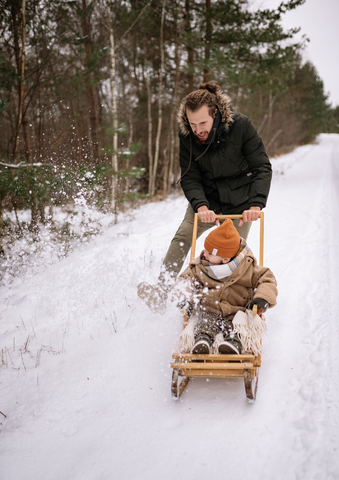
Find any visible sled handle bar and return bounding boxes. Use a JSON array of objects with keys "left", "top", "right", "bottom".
[{"left": 190, "top": 212, "right": 264, "bottom": 266}]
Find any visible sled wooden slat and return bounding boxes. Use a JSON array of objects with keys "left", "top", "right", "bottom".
[
  {"left": 171, "top": 362, "right": 254, "bottom": 370},
  {"left": 171, "top": 212, "right": 265, "bottom": 401},
  {"left": 176, "top": 369, "right": 256, "bottom": 379},
  {"left": 172, "top": 352, "right": 262, "bottom": 367},
  {"left": 172, "top": 353, "right": 255, "bottom": 361}
]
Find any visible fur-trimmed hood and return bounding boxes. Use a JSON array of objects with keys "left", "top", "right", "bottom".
[{"left": 177, "top": 89, "right": 234, "bottom": 137}]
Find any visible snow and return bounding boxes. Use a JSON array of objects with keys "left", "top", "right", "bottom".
[{"left": 1, "top": 133, "right": 339, "bottom": 480}]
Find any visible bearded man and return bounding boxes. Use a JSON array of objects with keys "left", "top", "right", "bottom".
[{"left": 138, "top": 81, "right": 272, "bottom": 314}]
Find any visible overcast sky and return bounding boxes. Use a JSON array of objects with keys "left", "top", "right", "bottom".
[{"left": 255, "top": 0, "right": 339, "bottom": 107}]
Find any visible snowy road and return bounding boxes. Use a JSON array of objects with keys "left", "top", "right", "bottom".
[{"left": 1, "top": 134, "right": 339, "bottom": 480}]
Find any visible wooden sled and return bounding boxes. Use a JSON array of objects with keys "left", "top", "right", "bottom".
[{"left": 170, "top": 212, "right": 265, "bottom": 402}]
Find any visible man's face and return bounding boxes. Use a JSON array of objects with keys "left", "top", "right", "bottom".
[{"left": 186, "top": 105, "right": 216, "bottom": 143}]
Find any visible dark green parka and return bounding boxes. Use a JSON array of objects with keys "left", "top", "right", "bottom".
[{"left": 178, "top": 90, "right": 272, "bottom": 214}]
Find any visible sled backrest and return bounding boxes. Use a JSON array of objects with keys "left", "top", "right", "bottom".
[{"left": 190, "top": 212, "right": 264, "bottom": 266}]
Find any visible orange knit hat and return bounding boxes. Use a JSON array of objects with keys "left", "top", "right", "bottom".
[{"left": 204, "top": 219, "right": 240, "bottom": 258}]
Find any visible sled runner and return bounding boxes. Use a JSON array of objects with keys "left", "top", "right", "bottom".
[{"left": 170, "top": 212, "right": 265, "bottom": 402}]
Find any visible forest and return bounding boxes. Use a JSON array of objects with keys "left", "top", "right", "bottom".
[{"left": 0, "top": 0, "right": 338, "bottom": 252}]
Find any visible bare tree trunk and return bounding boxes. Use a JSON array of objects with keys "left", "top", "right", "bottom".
[
  {"left": 257, "top": 113, "right": 268, "bottom": 136},
  {"left": 266, "top": 129, "right": 282, "bottom": 151},
  {"left": 12, "top": 0, "right": 26, "bottom": 162},
  {"left": 145, "top": 70, "right": 153, "bottom": 196},
  {"left": 168, "top": 46, "right": 182, "bottom": 192},
  {"left": 268, "top": 88, "right": 273, "bottom": 128},
  {"left": 257, "top": 90, "right": 276, "bottom": 136},
  {"left": 163, "top": 4, "right": 184, "bottom": 196},
  {"left": 268, "top": 79, "right": 275, "bottom": 128},
  {"left": 150, "top": 0, "right": 166, "bottom": 197},
  {"left": 162, "top": 138, "right": 170, "bottom": 198},
  {"left": 106, "top": 1, "right": 118, "bottom": 215},
  {"left": 125, "top": 66, "right": 134, "bottom": 196},
  {"left": 81, "top": 0, "right": 100, "bottom": 161},
  {"left": 37, "top": 72, "right": 42, "bottom": 160},
  {"left": 185, "top": 0, "right": 194, "bottom": 92},
  {"left": 22, "top": 117, "right": 32, "bottom": 163},
  {"left": 71, "top": 99, "right": 82, "bottom": 161},
  {"left": 0, "top": 199, "right": 4, "bottom": 255},
  {"left": 203, "top": 0, "right": 211, "bottom": 83}
]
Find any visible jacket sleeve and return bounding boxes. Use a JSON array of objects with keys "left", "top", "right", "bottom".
[
  {"left": 241, "top": 117, "right": 272, "bottom": 209},
  {"left": 251, "top": 265, "right": 278, "bottom": 308},
  {"left": 178, "top": 135, "right": 209, "bottom": 212}
]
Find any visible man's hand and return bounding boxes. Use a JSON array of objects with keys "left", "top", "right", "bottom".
[
  {"left": 197, "top": 206, "right": 219, "bottom": 225},
  {"left": 198, "top": 205, "right": 219, "bottom": 225},
  {"left": 238, "top": 206, "right": 261, "bottom": 227}
]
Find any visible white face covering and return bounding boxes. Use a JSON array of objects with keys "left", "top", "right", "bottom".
[{"left": 205, "top": 263, "right": 233, "bottom": 280}]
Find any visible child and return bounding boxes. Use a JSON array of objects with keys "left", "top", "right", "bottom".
[{"left": 172, "top": 219, "right": 278, "bottom": 355}]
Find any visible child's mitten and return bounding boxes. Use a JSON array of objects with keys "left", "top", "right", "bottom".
[{"left": 248, "top": 298, "right": 269, "bottom": 315}]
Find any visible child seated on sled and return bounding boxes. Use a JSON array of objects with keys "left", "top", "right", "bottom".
[{"left": 172, "top": 219, "right": 278, "bottom": 355}]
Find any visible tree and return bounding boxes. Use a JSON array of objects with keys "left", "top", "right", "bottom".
[
  {"left": 288, "top": 61, "right": 332, "bottom": 142},
  {"left": 1, "top": 0, "right": 334, "bottom": 226}
]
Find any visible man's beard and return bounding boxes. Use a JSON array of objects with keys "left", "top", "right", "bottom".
[{"left": 194, "top": 132, "right": 209, "bottom": 144}]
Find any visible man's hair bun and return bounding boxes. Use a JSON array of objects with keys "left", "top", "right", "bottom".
[
  {"left": 198, "top": 81, "right": 221, "bottom": 96},
  {"left": 182, "top": 80, "right": 221, "bottom": 115}
]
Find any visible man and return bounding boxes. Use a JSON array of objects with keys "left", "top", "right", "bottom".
[{"left": 138, "top": 81, "right": 272, "bottom": 314}]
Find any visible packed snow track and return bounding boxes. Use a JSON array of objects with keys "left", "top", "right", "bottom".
[{"left": 1, "top": 134, "right": 339, "bottom": 480}]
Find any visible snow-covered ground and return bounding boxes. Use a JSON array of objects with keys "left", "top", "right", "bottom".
[{"left": 1, "top": 134, "right": 339, "bottom": 480}]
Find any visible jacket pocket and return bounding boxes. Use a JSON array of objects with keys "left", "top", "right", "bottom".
[{"left": 218, "top": 174, "right": 252, "bottom": 206}]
